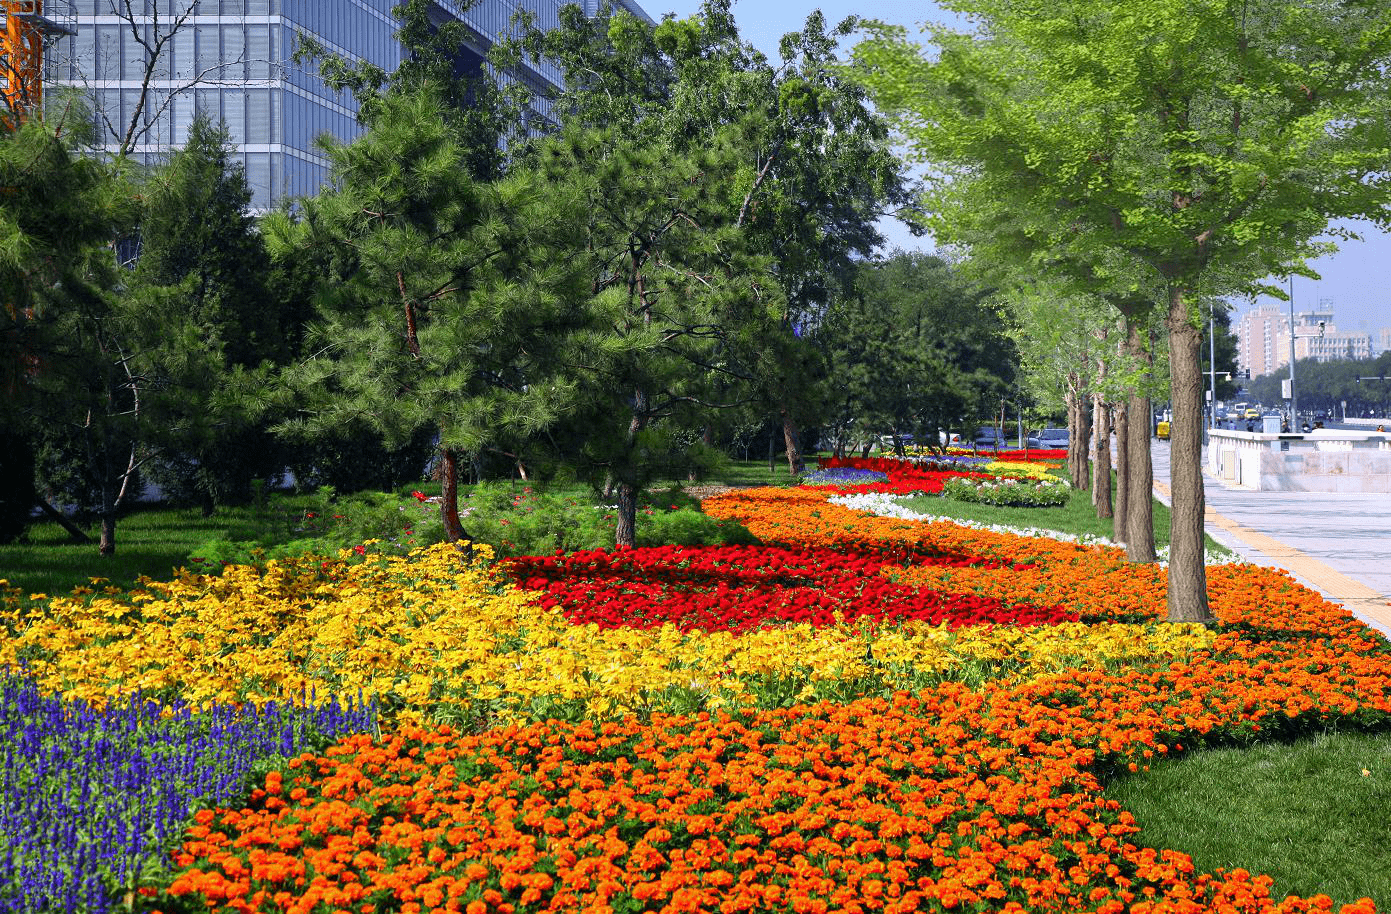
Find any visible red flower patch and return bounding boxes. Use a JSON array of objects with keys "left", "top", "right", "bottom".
[{"left": 506, "top": 544, "right": 1076, "bottom": 633}]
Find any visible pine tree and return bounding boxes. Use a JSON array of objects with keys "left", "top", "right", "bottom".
[{"left": 265, "top": 86, "right": 593, "bottom": 545}]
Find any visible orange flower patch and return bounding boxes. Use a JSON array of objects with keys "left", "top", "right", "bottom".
[{"left": 157, "top": 644, "right": 1391, "bottom": 913}]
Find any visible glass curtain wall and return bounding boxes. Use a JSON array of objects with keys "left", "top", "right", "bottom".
[{"left": 44, "top": 0, "right": 648, "bottom": 207}]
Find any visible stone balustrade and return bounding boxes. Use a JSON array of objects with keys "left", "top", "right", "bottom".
[{"left": 1206, "top": 428, "right": 1391, "bottom": 492}]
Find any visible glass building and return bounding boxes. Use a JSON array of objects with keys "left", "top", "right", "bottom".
[{"left": 43, "top": 0, "right": 654, "bottom": 208}]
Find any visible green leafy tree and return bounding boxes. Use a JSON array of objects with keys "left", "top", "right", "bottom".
[
  {"left": 0, "top": 118, "right": 124, "bottom": 544},
  {"left": 819, "top": 252, "right": 1015, "bottom": 454},
  {"left": 854, "top": 0, "right": 1391, "bottom": 622},
  {"left": 264, "top": 87, "right": 593, "bottom": 545},
  {"left": 1204, "top": 302, "right": 1240, "bottom": 406},
  {"left": 536, "top": 125, "right": 785, "bottom": 547},
  {"left": 920, "top": 175, "right": 1174, "bottom": 557},
  {"left": 291, "top": 0, "right": 527, "bottom": 183},
  {"left": 0, "top": 116, "right": 222, "bottom": 555},
  {"left": 512, "top": 1, "right": 907, "bottom": 474}
]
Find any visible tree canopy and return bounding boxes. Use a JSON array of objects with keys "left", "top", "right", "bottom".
[{"left": 853, "top": 0, "right": 1391, "bottom": 621}]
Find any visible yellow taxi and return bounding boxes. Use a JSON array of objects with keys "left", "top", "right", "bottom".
[{"left": 1156, "top": 420, "right": 1170, "bottom": 440}]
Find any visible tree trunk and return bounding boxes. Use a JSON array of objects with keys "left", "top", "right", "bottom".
[
  {"left": 768, "top": 425, "right": 776, "bottom": 473},
  {"left": 615, "top": 479, "right": 637, "bottom": 548},
  {"left": 439, "top": 447, "right": 469, "bottom": 545},
  {"left": 1117, "top": 307, "right": 1157, "bottom": 563},
  {"left": 1093, "top": 398, "right": 1113, "bottom": 519},
  {"left": 781, "top": 408, "right": 805, "bottom": 475},
  {"left": 1114, "top": 401, "right": 1129, "bottom": 542},
  {"left": 1076, "top": 394, "right": 1092, "bottom": 490},
  {"left": 98, "top": 464, "right": 116, "bottom": 556},
  {"left": 1065, "top": 391, "right": 1091, "bottom": 490},
  {"left": 1125, "top": 388, "right": 1156, "bottom": 561},
  {"left": 99, "top": 512, "right": 116, "bottom": 556},
  {"left": 1164, "top": 284, "right": 1212, "bottom": 623}
]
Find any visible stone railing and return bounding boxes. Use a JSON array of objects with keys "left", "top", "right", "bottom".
[{"left": 1206, "top": 428, "right": 1391, "bottom": 492}]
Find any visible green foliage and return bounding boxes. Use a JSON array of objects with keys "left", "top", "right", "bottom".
[
  {"left": 529, "top": 120, "right": 784, "bottom": 539},
  {"left": 1205, "top": 302, "right": 1240, "bottom": 403},
  {"left": 0, "top": 118, "right": 148, "bottom": 545},
  {"left": 851, "top": 0, "right": 1391, "bottom": 620},
  {"left": 1251, "top": 351, "right": 1391, "bottom": 417},
  {"left": 818, "top": 251, "right": 1016, "bottom": 445},
  {"left": 264, "top": 84, "right": 596, "bottom": 546},
  {"left": 291, "top": 0, "right": 526, "bottom": 182},
  {"left": 284, "top": 422, "right": 436, "bottom": 496},
  {"left": 460, "top": 485, "right": 760, "bottom": 558},
  {"left": 184, "top": 484, "right": 759, "bottom": 569},
  {"left": 132, "top": 117, "right": 290, "bottom": 511},
  {"left": 184, "top": 488, "right": 445, "bottom": 571}
]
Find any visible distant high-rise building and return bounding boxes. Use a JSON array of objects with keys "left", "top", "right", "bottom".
[
  {"left": 1264, "top": 307, "right": 1373, "bottom": 366},
  {"left": 1237, "top": 304, "right": 1284, "bottom": 378},
  {"left": 43, "top": 0, "right": 652, "bottom": 207}
]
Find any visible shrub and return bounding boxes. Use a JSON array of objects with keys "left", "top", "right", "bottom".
[
  {"left": 185, "top": 484, "right": 757, "bottom": 569},
  {"left": 461, "top": 484, "right": 759, "bottom": 557}
]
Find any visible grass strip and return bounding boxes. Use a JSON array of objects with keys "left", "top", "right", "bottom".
[{"left": 1107, "top": 730, "right": 1391, "bottom": 908}]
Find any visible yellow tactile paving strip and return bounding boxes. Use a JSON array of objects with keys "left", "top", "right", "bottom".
[{"left": 1153, "top": 477, "right": 1391, "bottom": 632}]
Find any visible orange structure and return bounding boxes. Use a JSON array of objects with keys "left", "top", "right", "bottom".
[{"left": 1, "top": 1, "right": 75, "bottom": 126}]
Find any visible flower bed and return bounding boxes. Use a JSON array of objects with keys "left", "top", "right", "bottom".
[
  {"left": 157, "top": 648, "right": 1391, "bottom": 914},
  {"left": 6, "top": 470, "right": 1391, "bottom": 913},
  {"left": 800, "top": 466, "right": 890, "bottom": 486},
  {"left": 941, "top": 474, "right": 1071, "bottom": 507}
]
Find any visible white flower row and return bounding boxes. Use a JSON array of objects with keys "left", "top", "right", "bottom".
[{"left": 827, "top": 492, "right": 1239, "bottom": 566}]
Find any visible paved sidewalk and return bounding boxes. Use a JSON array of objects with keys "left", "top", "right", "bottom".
[{"left": 1149, "top": 440, "right": 1391, "bottom": 639}]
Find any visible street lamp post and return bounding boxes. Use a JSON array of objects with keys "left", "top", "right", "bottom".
[
  {"left": 1209, "top": 308, "right": 1217, "bottom": 430},
  {"left": 1288, "top": 276, "right": 1298, "bottom": 424}
]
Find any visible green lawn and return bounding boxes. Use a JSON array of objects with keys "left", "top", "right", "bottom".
[
  {"left": 0, "top": 499, "right": 316, "bottom": 598},
  {"left": 1107, "top": 730, "right": 1391, "bottom": 908}
]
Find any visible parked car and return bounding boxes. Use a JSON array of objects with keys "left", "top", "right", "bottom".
[
  {"left": 973, "top": 426, "right": 1007, "bottom": 449},
  {"left": 1026, "top": 427, "right": 1069, "bottom": 449}
]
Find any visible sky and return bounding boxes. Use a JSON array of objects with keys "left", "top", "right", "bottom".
[{"left": 650, "top": 0, "right": 1391, "bottom": 334}]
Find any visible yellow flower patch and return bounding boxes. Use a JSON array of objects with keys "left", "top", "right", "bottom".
[
  {"left": 983, "top": 459, "right": 1060, "bottom": 479},
  {"left": 2, "top": 544, "right": 1216, "bottom": 725}
]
